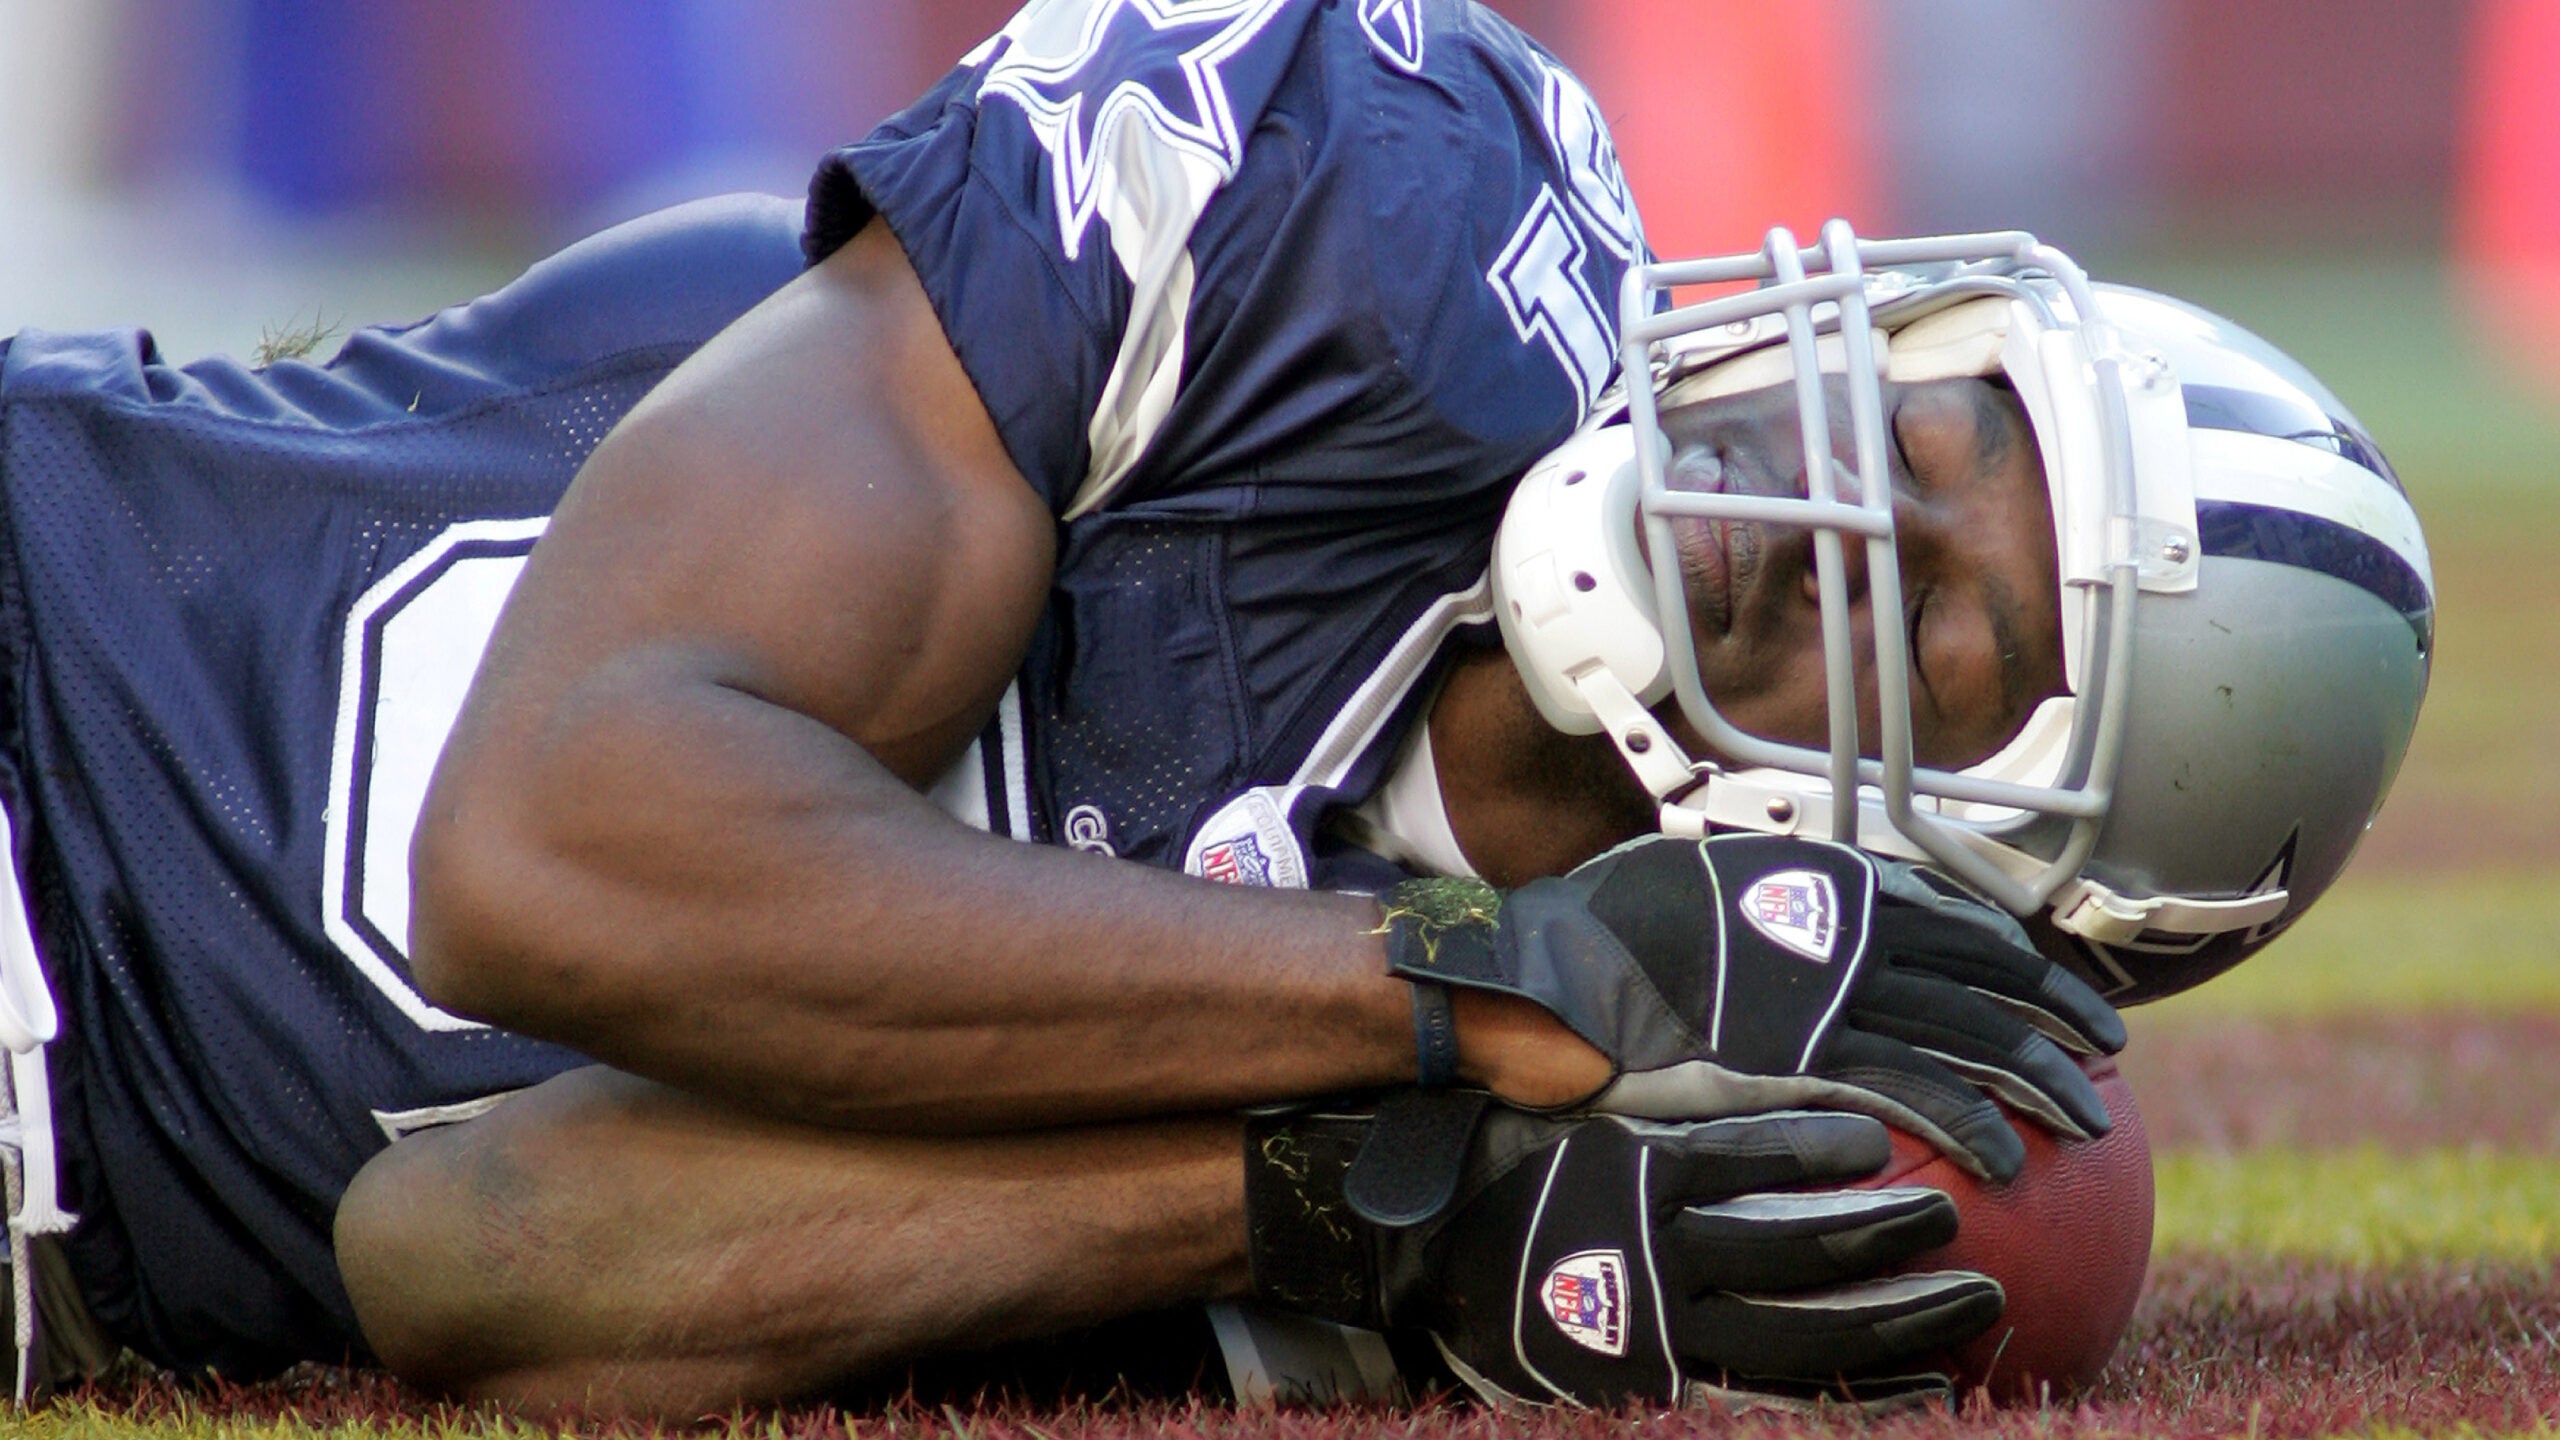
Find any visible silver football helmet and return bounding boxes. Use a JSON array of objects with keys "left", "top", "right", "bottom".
[{"left": 1492, "top": 222, "right": 2432, "bottom": 1003}]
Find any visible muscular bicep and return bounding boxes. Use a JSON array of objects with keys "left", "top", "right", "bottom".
[{"left": 470, "top": 218, "right": 1053, "bottom": 787}]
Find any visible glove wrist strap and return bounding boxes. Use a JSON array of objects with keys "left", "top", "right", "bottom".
[
  {"left": 1241, "top": 1110, "right": 1384, "bottom": 1330},
  {"left": 1408, "top": 980, "right": 1460, "bottom": 1087},
  {"left": 1378, "top": 878, "right": 1505, "bottom": 988}
]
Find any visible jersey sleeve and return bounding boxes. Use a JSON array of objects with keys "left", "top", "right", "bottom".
[{"left": 806, "top": 0, "right": 1645, "bottom": 518}]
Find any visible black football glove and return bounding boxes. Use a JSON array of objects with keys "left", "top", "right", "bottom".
[
  {"left": 1382, "top": 833, "right": 2126, "bottom": 1180},
  {"left": 1243, "top": 1098, "right": 2002, "bottom": 1409}
]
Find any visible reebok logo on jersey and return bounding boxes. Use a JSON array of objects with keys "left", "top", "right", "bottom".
[
  {"left": 1540, "top": 1249, "right": 1628, "bottom": 1356},
  {"left": 1358, "top": 0, "right": 1425, "bottom": 73},
  {"left": 1063, "top": 803, "right": 1116, "bottom": 856},
  {"left": 1743, "top": 869, "right": 1838, "bottom": 963}
]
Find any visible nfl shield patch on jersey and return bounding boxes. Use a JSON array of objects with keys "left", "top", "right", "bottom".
[
  {"left": 1539, "top": 1248, "right": 1629, "bottom": 1356},
  {"left": 1198, "top": 833, "right": 1275, "bottom": 886},
  {"left": 1741, "top": 869, "right": 1839, "bottom": 963},
  {"left": 1184, "top": 788, "right": 1310, "bottom": 890}
]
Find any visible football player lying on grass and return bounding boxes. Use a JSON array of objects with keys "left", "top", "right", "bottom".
[{"left": 0, "top": 0, "right": 2427, "bottom": 1416}]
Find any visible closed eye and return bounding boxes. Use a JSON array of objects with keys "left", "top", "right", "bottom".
[{"left": 1890, "top": 405, "right": 1919, "bottom": 489}]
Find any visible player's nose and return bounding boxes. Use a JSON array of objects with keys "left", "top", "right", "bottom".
[
  {"left": 1794, "top": 527, "right": 1870, "bottom": 606},
  {"left": 1788, "top": 484, "right": 1937, "bottom": 610}
]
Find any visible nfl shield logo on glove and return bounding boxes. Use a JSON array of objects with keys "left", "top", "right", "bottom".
[
  {"left": 1742, "top": 869, "right": 1838, "bottom": 963},
  {"left": 1540, "top": 1249, "right": 1629, "bottom": 1356}
]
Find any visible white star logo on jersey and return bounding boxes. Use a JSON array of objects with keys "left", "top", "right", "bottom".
[{"left": 982, "top": 0, "right": 1299, "bottom": 262}]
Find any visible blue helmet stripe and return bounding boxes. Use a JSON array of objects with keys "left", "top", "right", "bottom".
[
  {"left": 2183, "top": 383, "right": 2404, "bottom": 496},
  {"left": 2195, "top": 500, "right": 2434, "bottom": 655}
]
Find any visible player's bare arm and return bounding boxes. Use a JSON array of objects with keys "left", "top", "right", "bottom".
[{"left": 409, "top": 216, "right": 1604, "bottom": 1128}]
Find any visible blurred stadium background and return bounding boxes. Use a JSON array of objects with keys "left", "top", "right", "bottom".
[
  {"left": 0, "top": 1, "right": 2551, "bottom": 363},
  {"left": 3, "top": 0, "right": 2559, "bottom": 1422}
]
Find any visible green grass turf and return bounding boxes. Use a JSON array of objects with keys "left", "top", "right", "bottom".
[
  {"left": 21, "top": 1279, "right": 2560, "bottom": 1440},
  {"left": 10, "top": 1145, "right": 2549, "bottom": 1439},
  {"left": 0, "top": 1413, "right": 507, "bottom": 1440},
  {"left": 2123, "top": 1012, "right": 2560, "bottom": 1151},
  {"left": 2156, "top": 1147, "right": 2560, "bottom": 1263},
  {"left": 2350, "top": 480, "right": 2560, "bottom": 876},
  {"left": 2128, "top": 870, "right": 2560, "bottom": 1022}
]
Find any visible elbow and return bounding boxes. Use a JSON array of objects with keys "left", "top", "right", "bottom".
[
  {"left": 408, "top": 666, "right": 725, "bottom": 1047},
  {"left": 406, "top": 769, "right": 561, "bottom": 1031},
  {"left": 407, "top": 744, "right": 670, "bottom": 1047}
]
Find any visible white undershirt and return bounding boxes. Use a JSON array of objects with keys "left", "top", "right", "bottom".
[{"left": 1338, "top": 708, "right": 1478, "bottom": 879}]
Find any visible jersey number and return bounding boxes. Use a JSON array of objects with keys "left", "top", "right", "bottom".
[
  {"left": 317, "top": 517, "right": 994, "bottom": 1034},
  {"left": 321, "top": 519, "right": 547, "bottom": 1032},
  {"left": 1487, "top": 61, "right": 1643, "bottom": 416},
  {"left": 1489, "top": 186, "right": 1614, "bottom": 414}
]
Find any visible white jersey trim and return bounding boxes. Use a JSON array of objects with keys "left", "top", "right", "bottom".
[
  {"left": 1297, "top": 572, "right": 1493, "bottom": 788},
  {"left": 997, "top": 681, "right": 1033, "bottom": 840},
  {"left": 925, "top": 738, "right": 993, "bottom": 833},
  {"left": 371, "top": 1090, "right": 527, "bottom": 1143},
  {"left": 1337, "top": 697, "right": 1477, "bottom": 878},
  {"left": 0, "top": 795, "right": 73, "bottom": 1400},
  {"left": 928, "top": 680, "right": 1035, "bottom": 843},
  {"left": 1071, "top": 213, "right": 1200, "bottom": 518},
  {"left": 1186, "top": 574, "right": 1493, "bottom": 887}
]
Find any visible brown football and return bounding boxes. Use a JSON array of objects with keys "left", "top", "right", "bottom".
[{"left": 1861, "top": 1053, "right": 2154, "bottom": 1401}]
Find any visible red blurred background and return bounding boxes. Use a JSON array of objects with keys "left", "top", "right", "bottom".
[
  {"left": 5, "top": 0, "right": 2555, "bottom": 378},
  {"left": 28, "top": 0, "right": 2529, "bottom": 253}
]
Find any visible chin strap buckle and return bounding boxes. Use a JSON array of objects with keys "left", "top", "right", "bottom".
[
  {"left": 1573, "top": 670, "right": 1700, "bottom": 802},
  {"left": 2051, "top": 878, "right": 2290, "bottom": 946}
]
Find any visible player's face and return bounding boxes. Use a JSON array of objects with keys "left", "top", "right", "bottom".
[{"left": 1655, "top": 375, "right": 2064, "bottom": 771}]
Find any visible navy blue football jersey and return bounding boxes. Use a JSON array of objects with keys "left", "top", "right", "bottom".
[
  {"left": 0, "top": 194, "right": 811, "bottom": 1374},
  {"left": 810, "top": 0, "right": 1645, "bottom": 888}
]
